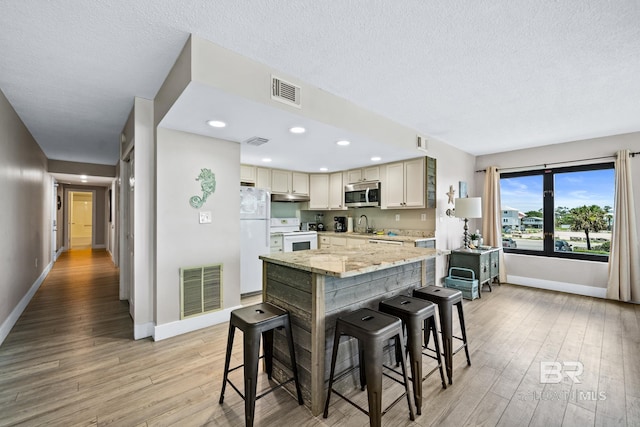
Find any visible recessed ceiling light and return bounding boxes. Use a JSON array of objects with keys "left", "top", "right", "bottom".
[
  {"left": 319, "top": 167, "right": 328, "bottom": 172},
  {"left": 289, "top": 126, "right": 306, "bottom": 134},
  {"left": 80, "top": 175, "right": 87, "bottom": 179},
  {"left": 371, "top": 156, "right": 382, "bottom": 162},
  {"left": 207, "top": 120, "right": 226, "bottom": 128},
  {"left": 262, "top": 158, "right": 272, "bottom": 163},
  {"left": 336, "top": 140, "right": 350, "bottom": 146},
  {"left": 81, "top": 179, "right": 88, "bottom": 183}
]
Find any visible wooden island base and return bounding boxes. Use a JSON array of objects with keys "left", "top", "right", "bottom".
[{"left": 260, "top": 246, "right": 441, "bottom": 415}]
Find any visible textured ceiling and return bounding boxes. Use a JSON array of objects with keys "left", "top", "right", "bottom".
[{"left": 1, "top": 1, "right": 639, "bottom": 168}]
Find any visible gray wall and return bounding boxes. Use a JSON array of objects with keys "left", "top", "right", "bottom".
[
  {"left": 0, "top": 89, "right": 52, "bottom": 344},
  {"left": 155, "top": 128, "right": 241, "bottom": 326}
]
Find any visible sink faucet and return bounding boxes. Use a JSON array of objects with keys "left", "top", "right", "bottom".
[{"left": 358, "top": 215, "right": 369, "bottom": 233}]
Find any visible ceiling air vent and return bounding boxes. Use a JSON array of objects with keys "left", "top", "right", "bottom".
[
  {"left": 244, "top": 136, "right": 269, "bottom": 146},
  {"left": 271, "top": 76, "right": 301, "bottom": 108},
  {"left": 416, "top": 135, "right": 428, "bottom": 153}
]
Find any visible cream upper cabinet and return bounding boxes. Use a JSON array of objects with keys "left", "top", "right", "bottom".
[
  {"left": 383, "top": 162, "right": 406, "bottom": 208},
  {"left": 240, "top": 164, "right": 256, "bottom": 183},
  {"left": 346, "top": 166, "right": 380, "bottom": 184},
  {"left": 346, "top": 169, "right": 362, "bottom": 184},
  {"left": 309, "top": 174, "right": 330, "bottom": 209},
  {"left": 309, "top": 172, "right": 345, "bottom": 210},
  {"left": 403, "top": 158, "right": 425, "bottom": 207},
  {"left": 329, "top": 172, "right": 345, "bottom": 209},
  {"left": 256, "top": 167, "right": 271, "bottom": 190},
  {"left": 363, "top": 166, "right": 380, "bottom": 182},
  {"left": 271, "top": 169, "right": 291, "bottom": 194},
  {"left": 382, "top": 158, "right": 425, "bottom": 209},
  {"left": 292, "top": 172, "right": 309, "bottom": 195}
]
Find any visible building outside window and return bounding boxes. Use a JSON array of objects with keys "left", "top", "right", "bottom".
[{"left": 500, "top": 163, "right": 614, "bottom": 261}]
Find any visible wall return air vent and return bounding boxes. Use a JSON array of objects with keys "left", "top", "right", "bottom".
[
  {"left": 271, "top": 76, "right": 301, "bottom": 108},
  {"left": 180, "top": 264, "right": 223, "bottom": 319}
]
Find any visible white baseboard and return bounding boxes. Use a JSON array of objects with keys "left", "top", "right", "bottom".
[
  {"left": 93, "top": 244, "right": 106, "bottom": 249},
  {"left": 134, "top": 322, "right": 155, "bottom": 340},
  {"left": 507, "top": 275, "right": 608, "bottom": 299},
  {"left": 153, "top": 305, "right": 242, "bottom": 341},
  {"left": 55, "top": 246, "right": 64, "bottom": 260},
  {"left": 0, "top": 261, "right": 53, "bottom": 346}
]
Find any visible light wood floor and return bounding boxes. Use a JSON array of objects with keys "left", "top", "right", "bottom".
[{"left": 1, "top": 250, "right": 638, "bottom": 426}]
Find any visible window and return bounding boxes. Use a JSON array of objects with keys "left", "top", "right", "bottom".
[{"left": 500, "top": 163, "right": 614, "bottom": 261}]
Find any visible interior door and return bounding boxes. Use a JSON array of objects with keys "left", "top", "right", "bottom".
[{"left": 69, "top": 191, "right": 93, "bottom": 249}]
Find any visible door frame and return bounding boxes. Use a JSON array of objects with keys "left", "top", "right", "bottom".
[{"left": 64, "top": 188, "right": 97, "bottom": 250}]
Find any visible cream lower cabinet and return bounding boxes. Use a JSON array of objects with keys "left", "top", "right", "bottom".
[
  {"left": 319, "top": 235, "right": 331, "bottom": 249},
  {"left": 270, "top": 235, "right": 283, "bottom": 254},
  {"left": 346, "top": 237, "right": 367, "bottom": 248},
  {"left": 320, "top": 235, "right": 359, "bottom": 248}
]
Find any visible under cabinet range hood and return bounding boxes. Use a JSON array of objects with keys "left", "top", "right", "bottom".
[{"left": 271, "top": 193, "right": 310, "bottom": 202}]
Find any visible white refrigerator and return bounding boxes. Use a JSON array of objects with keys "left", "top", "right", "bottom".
[{"left": 240, "top": 187, "right": 271, "bottom": 294}]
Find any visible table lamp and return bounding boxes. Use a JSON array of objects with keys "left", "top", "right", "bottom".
[{"left": 454, "top": 197, "right": 482, "bottom": 250}]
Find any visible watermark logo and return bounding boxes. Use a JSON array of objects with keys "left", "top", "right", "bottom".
[
  {"left": 540, "top": 361, "right": 583, "bottom": 384},
  {"left": 516, "top": 361, "right": 606, "bottom": 402}
]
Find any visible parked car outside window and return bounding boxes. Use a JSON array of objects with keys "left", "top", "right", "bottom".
[
  {"left": 502, "top": 238, "right": 517, "bottom": 248},
  {"left": 555, "top": 240, "right": 572, "bottom": 252}
]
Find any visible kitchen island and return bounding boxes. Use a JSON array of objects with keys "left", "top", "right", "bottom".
[{"left": 259, "top": 245, "right": 442, "bottom": 415}]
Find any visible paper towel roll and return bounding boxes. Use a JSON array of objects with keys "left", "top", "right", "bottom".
[{"left": 347, "top": 217, "right": 353, "bottom": 232}]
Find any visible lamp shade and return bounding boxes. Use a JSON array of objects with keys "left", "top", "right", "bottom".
[{"left": 455, "top": 197, "right": 482, "bottom": 218}]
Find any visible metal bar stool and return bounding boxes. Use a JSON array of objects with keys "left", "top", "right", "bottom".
[
  {"left": 323, "top": 308, "right": 415, "bottom": 427},
  {"left": 413, "top": 286, "right": 471, "bottom": 385},
  {"left": 219, "top": 302, "right": 303, "bottom": 427},
  {"left": 378, "top": 295, "right": 447, "bottom": 415}
]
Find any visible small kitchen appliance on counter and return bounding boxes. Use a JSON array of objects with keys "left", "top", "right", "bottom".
[{"left": 334, "top": 216, "right": 347, "bottom": 232}]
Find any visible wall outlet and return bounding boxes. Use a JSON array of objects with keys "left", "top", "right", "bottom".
[
  {"left": 421, "top": 213, "right": 427, "bottom": 221},
  {"left": 395, "top": 214, "right": 400, "bottom": 221},
  {"left": 199, "top": 211, "right": 212, "bottom": 224}
]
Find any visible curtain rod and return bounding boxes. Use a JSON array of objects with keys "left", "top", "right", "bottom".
[{"left": 475, "top": 151, "right": 639, "bottom": 173}]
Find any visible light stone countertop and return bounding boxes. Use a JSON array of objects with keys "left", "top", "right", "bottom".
[
  {"left": 259, "top": 245, "right": 446, "bottom": 278},
  {"left": 317, "top": 231, "right": 435, "bottom": 244}
]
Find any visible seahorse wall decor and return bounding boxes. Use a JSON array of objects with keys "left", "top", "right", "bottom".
[{"left": 189, "top": 168, "right": 216, "bottom": 209}]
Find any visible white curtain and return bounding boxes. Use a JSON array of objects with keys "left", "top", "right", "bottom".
[
  {"left": 482, "top": 166, "right": 507, "bottom": 282},
  {"left": 606, "top": 150, "right": 640, "bottom": 302}
]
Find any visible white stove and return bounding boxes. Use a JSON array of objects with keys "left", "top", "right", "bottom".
[{"left": 270, "top": 218, "right": 318, "bottom": 252}]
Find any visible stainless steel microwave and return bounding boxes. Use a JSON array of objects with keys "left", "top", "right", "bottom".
[{"left": 344, "top": 181, "right": 381, "bottom": 207}]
